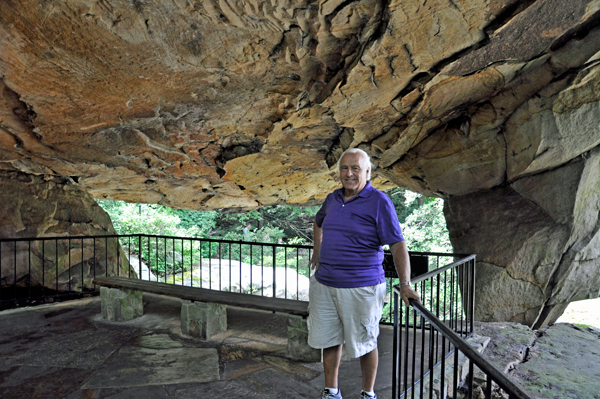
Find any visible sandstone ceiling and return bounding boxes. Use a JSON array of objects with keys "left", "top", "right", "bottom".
[{"left": 1, "top": 0, "right": 600, "bottom": 327}]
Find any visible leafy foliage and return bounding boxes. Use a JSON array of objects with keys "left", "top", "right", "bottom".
[
  {"left": 398, "top": 191, "right": 452, "bottom": 253},
  {"left": 96, "top": 188, "right": 451, "bottom": 279},
  {"left": 97, "top": 187, "right": 451, "bottom": 252},
  {"left": 212, "top": 205, "right": 319, "bottom": 244},
  {"left": 96, "top": 200, "right": 215, "bottom": 237}
]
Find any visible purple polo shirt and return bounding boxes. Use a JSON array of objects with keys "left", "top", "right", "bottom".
[{"left": 314, "top": 181, "right": 404, "bottom": 288}]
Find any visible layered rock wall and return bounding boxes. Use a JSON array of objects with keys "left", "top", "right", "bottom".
[{"left": 0, "top": 171, "right": 133, "bottom": 291}]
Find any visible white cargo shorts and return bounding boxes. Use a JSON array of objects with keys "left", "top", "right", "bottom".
[{"left": 307, "top": 275, "right": 386, "bottom": 358}]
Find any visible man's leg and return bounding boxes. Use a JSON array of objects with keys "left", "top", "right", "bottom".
[
  {"left": 359, "top": 347, "right": 378, "bottom": 392},
  {"left": 323, "top": 344, "right": 344, "bottom": 388}
]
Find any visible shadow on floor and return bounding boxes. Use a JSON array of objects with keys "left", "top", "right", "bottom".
[{"left": 0, "top": 293, "right": 398, "bottom": 399}]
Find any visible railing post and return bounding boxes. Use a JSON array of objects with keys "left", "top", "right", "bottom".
[
  {"left": 272, "top": 245, "right": 276, "bottom": 298},
  {"left": 218, "top": 242, "right": 222, "bottom": 290},
  {"left": 208, "top": 240, "right": 212, "bottom": 290},
  {"left": 392, "top": 290, "right": 399, "bottom": 399},
  {"left": 56, "top": 239, "right": 60, "bottom": 289},
  {"left": 0, "top": 241, "right": 2, "bottom": 301},
  {"left": 419, "top": 307, "right": 425, "bottom": 399},
  {"left": 28, "top": 241, "right": 31, "bottom": 299},
  {"left": 14, "top": 241, "right": 17, "bottom": 300},
  {"left": 440, "top": 335, "right": 446, "bottom": 399},
  {"left": 429, "top": 320, "right": 435, "bottom": 397},
  {"left": 68, "top": 238, "right": 72, "bottom": 292},
  {"left": 250, "top": 243, "right": 255, "bottom": 294},
  {"left": 284, "top": 246, "right": 288, "bottom": 299},
  {"left": 104, "top": 237, "right": 108, "bottom": 277},
  {"left": 42, "top": 239, "right": 46, "bottom": 299},
  {"left": 115, "top": 237, "right": 119, "bottom": 279},
  {"left": 190, "top": 238, "right": 194, "bottom": 287},
  {"left": 138, "top": 234, "right": 142, "bottom": 279},
  {"left": 241, "top": 241, "right": 246, "bottom": 293},
  {"left": 81, "top": 238, "right": 84, "bottom": 288},
  {"left": 93, "top": 238, "right": 96, "bottom": 287},
  {"left": 470, "top": 258, "right": 476, "bottom": 335}
]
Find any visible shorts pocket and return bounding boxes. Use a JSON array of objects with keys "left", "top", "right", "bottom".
[
  {"left": 356, "top": 284, "right": 377, "bottom": 298},
  {"left": 360, "top": 315, "right": 380, "bottom": 343}
]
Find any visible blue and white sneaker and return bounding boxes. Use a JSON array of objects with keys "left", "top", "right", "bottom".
[
  {"left": 319, "top": 388, "right": 343, "bottom": 399},
  {"left": 360, "top": 391, "right": 377, "bottom": 398}
]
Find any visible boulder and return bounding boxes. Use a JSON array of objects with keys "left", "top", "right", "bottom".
[
  {"left": 182, "top": 259, "right": 310, "bottom": 301},
  {"left": 0, "top": 170, "right": 134, "bottom": 291}
]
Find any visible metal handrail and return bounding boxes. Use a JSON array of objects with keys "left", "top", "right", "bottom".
[
  {"left": 392, "top": 282, "right": 531, "bottom": 399},
  {"left": 392, "top": 254, "right": 476, "bottom": 398},
  {"left": 410, "top": 254, "right": 477, "bottom": 284},
  {"left": 409, "top": 298, "right": 532, "bottom": 399}
]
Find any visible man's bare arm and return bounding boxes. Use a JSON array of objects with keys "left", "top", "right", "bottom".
[
  {"left": 309, "top": 217, "right": 322, "bottom": 271},
  {"left": 390, "top": 241, "right": 421, "bottom": 306}
]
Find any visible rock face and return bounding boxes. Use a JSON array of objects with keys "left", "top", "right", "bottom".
[
  {"left": 1, "top": 0, "right": 599, "bottom": 325},
  {"left": 0, "top": 170, "right": 133, "bottom": 291},
  {"left": 445, "top": 149, "right": 600, "bottom": 327}
]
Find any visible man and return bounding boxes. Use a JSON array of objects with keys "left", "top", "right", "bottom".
[{"left": 308, "top": 148, "right": 421, "bottom": 399}]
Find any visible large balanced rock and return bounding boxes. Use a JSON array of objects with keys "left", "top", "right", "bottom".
[
  {"left": 445, "top": 146, "right": 600, "bottom": 327},
  {"left": 1, "top": 0, "right": 599, "bottom": 325}
]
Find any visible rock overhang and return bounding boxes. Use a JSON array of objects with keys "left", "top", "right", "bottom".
[{"left": 1, "top": 0, "right": 600, "bottom": 326}]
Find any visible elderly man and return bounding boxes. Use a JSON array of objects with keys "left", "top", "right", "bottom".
[{"left": 308, "top": 148, "right": 420, "bottom": 399}]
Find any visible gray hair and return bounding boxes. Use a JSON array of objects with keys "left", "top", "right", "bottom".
[{"left": 337, "top": 148, "right": 372, "bottom": 180}]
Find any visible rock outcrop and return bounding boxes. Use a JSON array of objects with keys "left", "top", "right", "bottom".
[
  {"left": 0, "top": 170, "right": 133, "bottom": 291},
  {"left": 474, "top": 322, "right": 600, "bottom": 399},
  {"left": 1, "top": 0, "right": 599, "bottom": 325}
]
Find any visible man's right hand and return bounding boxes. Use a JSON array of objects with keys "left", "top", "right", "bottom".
[{"left": 400, "top": 285, "right": 421, "bottom": 307}]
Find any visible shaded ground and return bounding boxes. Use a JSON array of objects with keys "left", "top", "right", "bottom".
[
  {"left": 0, "top": 293, "right": 397, "bottom": 399},
  {"left": 1, "top": 294, "right": 599, "bottom": 399}
]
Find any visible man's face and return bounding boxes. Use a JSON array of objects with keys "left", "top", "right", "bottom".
[{"left": 339, "top": 152, "right": 369, "bottom": 195}]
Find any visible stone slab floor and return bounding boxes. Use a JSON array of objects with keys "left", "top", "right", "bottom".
[
  {"left": 1, "top": 293, "right": 599, "bottom": 399},
  {"left": 0, "top": 293, "right": 397, "bottom": 399}
]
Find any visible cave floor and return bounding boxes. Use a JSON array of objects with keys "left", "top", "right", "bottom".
[
  {"left": 0, "top": 293, "right": 399, "bottom": 399},
  {"left": 2, "top": 292, "right": 597, "bottom": 399}
]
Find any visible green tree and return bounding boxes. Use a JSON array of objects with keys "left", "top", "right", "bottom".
[
  {"left": 213, "top": 205, "right": 319, "bottom": 243},
  {"left": 96, "top": 200, "right": 215, "bottom": 237},
  {"left": 97, "top": 188, "right": 451, "bottom": 253},
  {"left": 398, "top": 191, "right": 451, "bottom": 252}
]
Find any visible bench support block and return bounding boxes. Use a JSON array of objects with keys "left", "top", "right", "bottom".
[
  {"left": 100, "top": 286, "right": 143, "bottom": 322},
  {"left": 181, "top": 299, "right": 227, "bottom": 340},
  {"left": 287, "top": 314, "right": 321, "bottom": 362}
]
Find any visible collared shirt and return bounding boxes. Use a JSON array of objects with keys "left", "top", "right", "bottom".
[{"left": 314, "top": 181, "right": 404, "bottom": 288}]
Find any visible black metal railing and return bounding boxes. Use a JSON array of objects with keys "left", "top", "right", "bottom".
[
  {"left": 391, "top": 255, "right": 532, "bottom": 399},
  {"left": 381, "top": 251, "right": 467, "bottom": 324},
  {"left": 118, "top": 234, "right": 314, "bottom": 300},
  {"left": 0, "top": 234, "right": 315, "bottom": 309},
  {"left": 0, "top": 235, "right": 131, "bottom": 309},
  {"left": 1, "top": 234, "right": 464, "bottom": 325}
]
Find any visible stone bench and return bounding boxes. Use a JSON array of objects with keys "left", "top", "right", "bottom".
[{"left": 92, "top": 276, "right": 320, "bottom": 361}]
